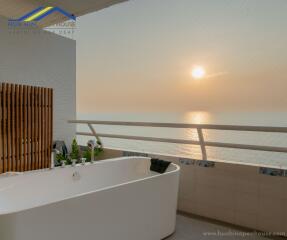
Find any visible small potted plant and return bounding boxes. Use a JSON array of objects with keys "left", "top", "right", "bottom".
[
  {"left": 56, "top": 152, "right": 68, "bottom": 168},
  {"left": 70, "top": 138, "right": 80, "bottom": 167}
]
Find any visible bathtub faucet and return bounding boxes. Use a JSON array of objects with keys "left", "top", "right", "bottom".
[
  {"left": 51, "top": 149, "right": 60, "bottom": 169},
  {"left": 87, "top": 140, "right": 96, "bottom": 163}
]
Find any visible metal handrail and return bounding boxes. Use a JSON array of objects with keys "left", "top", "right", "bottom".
[
  {"left": 68, "top": 120, "right": 287, "bottom": 160},
  {"left": 68, "top": 120, "right": 287, "bottom": 133}
]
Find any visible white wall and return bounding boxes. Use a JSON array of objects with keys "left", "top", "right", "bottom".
[{"left": 0, "top": 16, "right": 76, "bottom": 146}]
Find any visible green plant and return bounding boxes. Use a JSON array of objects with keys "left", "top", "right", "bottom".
[
  {"left": 83, "top": 146, "right": 104, "bottom": 162},
  {"left": 70, "top": 138, "right": 79, "bottom": 160},
  {"left": 56, "top": 152, "right": 67, "bottom": 163},
  {"left": 56, "top": 153, "right": 66, "bottom": 161}
]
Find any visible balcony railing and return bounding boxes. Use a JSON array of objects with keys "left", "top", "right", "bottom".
[{"left": 68, "top": 120, "right": 287, "bottom": 161}]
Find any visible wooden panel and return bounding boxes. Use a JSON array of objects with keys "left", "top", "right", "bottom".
[
  {"left": 35, "top": 87, "right": 39, "bottom": 170},
  {"left": 43, "top": 88, "right": 47, "bottom": 168},
  {"left": 11, "top": 84, "right": 16, "bottom": 171},
  {"left": 7, "top": 84, "right": 11, "bottom": 172},
  {"left": 19, "top": 84, "right": 23, "bottom": 172},
  {"left": 27, "top": 86, "right": 30, "bottom": 171},
  {"left": 3, "top": 83, "right": 7, "bottom": 172},
  {"left": 15, "top": 84, "right": 19, "bottom": 171},
  {"left": 49, "top": 89, "right": 53, "bottom": 168},
  {"left": 23, "top": 85, "right": 27, "bottom": 171},
  {"left": 0, "top": 83, "right": 53, "bottom": 174},
  {"left": 39, "top": 88, "right": 44, "bottom": 168}
]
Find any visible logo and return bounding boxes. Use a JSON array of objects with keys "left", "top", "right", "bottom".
[
  {"left": 8, "top": 6, "right": 77, "bottom": 39},
  {"left": 9, "top": 6, "right": 76, "bottom": 23}
]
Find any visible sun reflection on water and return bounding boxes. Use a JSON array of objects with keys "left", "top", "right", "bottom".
[
  {"left": 182, "top": 112, "right": 212, "bottom": 158},
  {"left": 183, "top": 111, "right": 211, "bottom": 124}
]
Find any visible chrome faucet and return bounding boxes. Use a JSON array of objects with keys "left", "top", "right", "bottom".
[
  {"left": 51, "top": 149, "right": 60, "bottom": 169},
  {"left": 87, "top": 140, "right": 96, "bottom": 163}
]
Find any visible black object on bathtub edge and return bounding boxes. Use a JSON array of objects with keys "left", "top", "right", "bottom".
[{"left": 150, "top": 158, "right": 171, "bottom": 174}]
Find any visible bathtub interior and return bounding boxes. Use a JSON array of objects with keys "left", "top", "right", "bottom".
[{"left": 0, "top": 157, "right": 178, "bottom": 215}]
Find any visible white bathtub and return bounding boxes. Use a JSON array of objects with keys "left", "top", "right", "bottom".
[{"left": 0, "top": 157, "right": 180, "bottom": 240}]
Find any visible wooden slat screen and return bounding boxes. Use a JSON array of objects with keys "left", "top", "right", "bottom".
[{"left": 0, "top": 83, "right": 53, "bottom": 174}]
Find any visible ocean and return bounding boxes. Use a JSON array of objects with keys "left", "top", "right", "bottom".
[{"left": 76, "top": 112, "right": 287, "bottom": 169}]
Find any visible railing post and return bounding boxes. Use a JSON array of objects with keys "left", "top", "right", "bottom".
[
  {"left": 87, "top": 123, "right": 103, "bottom": 147},
  {"left": 197, "top": 127, "right": 207, "bottom": 160}
]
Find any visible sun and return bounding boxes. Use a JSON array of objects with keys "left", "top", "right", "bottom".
[{"left": 191, "top": 66, "right": 206, "bottom": 79}]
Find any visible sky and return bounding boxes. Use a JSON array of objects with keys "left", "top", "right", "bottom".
[{"left": 76, "top": 0, "right": 287, "bottom": 113}]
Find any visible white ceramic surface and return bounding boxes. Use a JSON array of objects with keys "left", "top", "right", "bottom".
[{"left": 0, "top": 157, "right": 180, "bottom": 240}]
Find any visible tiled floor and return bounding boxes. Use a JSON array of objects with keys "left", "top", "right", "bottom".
[{"left": 166, "top": 215, "right": 270, "bottom": 240}]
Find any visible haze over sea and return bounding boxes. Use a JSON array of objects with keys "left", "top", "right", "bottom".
[{"left": 77, "top": 112, "right": 287, "bottom": 169}]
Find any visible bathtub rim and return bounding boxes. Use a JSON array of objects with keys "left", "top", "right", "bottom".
[{"left": 0, "top": 157, "right": 180, "bottom": 216}]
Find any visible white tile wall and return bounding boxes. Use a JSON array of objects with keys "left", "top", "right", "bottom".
[
  {"left": 149, "top": 154, "right": 287, "bottom": 234},
  {"left": 101, "top": 144, "right": 287, "bottom": 234},
  {"left": 178, "top": 161, "right": 287, "bottom": 234}
]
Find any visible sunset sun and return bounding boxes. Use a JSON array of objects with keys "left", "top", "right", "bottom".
[{"left": 191, "top": 66, "right": 206, "bottom": 79}]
